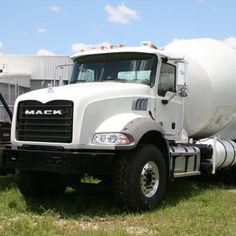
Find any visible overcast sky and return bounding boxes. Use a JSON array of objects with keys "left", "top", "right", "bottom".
[{"left": 0, "top": 0, "right": 236, "bottom": 55}]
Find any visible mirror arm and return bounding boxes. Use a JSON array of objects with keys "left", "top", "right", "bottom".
[{"left": 162, "top": 83, "right": 188, "bottom": 105}]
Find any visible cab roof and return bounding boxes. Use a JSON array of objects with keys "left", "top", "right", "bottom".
[{"left": 70, "top": 46, "right": 177, "bottom": 61}]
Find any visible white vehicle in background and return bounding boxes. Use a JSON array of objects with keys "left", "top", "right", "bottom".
[{"left": 2, "top": 38, "right": 236, "bottom": 210}]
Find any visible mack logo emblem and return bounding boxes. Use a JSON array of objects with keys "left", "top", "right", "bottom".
[{"left": 24, "top": 109, "right": 63, "bottom": 115}]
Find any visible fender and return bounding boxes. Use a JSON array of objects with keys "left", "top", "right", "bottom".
[
  {"left": 92, "top": 113, "right": 165, "bottom": 150},
  {"left": 121, "top": 116, "right": 165, "bottom": 148},
  {"left": 120, "top": 116, "right": 171, "bottom": 180}
]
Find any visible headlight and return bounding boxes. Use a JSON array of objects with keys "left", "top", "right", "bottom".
[{"left": 92, "top": 133, "right": 131, "bottom": 145}]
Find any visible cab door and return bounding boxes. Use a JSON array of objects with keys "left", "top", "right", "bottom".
[{"left": 155, "top": 59, "right": 186, "bottom": 139}]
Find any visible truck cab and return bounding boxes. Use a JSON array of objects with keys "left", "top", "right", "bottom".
[{"left": 10, "top": 44, "right": 187, "bottom": 150}]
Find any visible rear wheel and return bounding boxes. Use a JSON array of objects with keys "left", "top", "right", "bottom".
[
  {"left": 16, "top": 170, "right": 67, "bottom": 198},
  {"left": 233, "top": 166, "right": 236, "bottom": 185},
  {"left": 218, "top": 166, "right": 236, "bottom": 185},
  {"left": 113, "top": 144, "right": 168, "bottom": 210}
]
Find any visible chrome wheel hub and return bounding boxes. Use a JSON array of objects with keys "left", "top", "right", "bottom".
[{"left": 140, "top": 161, "right": 159, "bottom": 198}]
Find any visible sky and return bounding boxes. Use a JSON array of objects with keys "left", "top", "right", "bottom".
[{"left": 0, "top": 0, "right": 236, "bottom": 56}]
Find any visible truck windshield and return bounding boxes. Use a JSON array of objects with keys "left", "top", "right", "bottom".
[{"left": 70, "top": 53, "right": 157, "bottom": 86}]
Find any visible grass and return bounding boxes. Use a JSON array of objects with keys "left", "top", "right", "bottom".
[{"left": 0, "top": 174, "right": 235, "bottom": 235}]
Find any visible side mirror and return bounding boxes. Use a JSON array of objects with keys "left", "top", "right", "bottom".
[
  {"left": 177, "top": 63, "right": 185, "bottom": 86},
  {"left": 177, "top": 83, "right": 188, "bottom": 97}
]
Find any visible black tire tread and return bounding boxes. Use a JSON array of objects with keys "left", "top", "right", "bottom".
[
  {"left": 113, "top": 151, "right": 136, "bottom": 209},
  {"left": 113, "top": 143, "right": 167, "bottom": 210}
]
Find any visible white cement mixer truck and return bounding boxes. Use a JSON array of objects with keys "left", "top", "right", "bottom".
[{"left": 2, "top": 38, "right": 236, "bottom": 210}]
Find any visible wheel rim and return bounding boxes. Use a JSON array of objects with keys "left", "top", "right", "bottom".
[{"left": 140, "top": 161, "right": 159, "bottom": 198}]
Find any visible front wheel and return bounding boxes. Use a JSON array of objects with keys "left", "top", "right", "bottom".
[{"left": 113, "top": 144, "right": 168, "bottom": 210}]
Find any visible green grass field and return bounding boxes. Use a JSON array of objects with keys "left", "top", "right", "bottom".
[{"left": 0, "top": 174, "right": 235, "bottom": 236}]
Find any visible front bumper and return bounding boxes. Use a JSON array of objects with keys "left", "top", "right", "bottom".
[{"left": 2, "top": 146, "right": 116, "bottom": 175}]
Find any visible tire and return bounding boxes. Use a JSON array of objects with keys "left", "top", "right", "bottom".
[
  {"left": 233, "top": 166, "right": 236, "bottom": 185},
  {"left": 16, "top": 170, "right": 67, "bottom": 198},
  {"left": 217, "top": 166, "right": 236, "bottom": 185},
  {"left": 113, "top": 144, "right": 168, "bottom": 210}
]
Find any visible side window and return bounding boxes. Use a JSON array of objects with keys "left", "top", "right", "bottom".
[{"left": 158, "top": 63, "right": 176, "bottom": 96}]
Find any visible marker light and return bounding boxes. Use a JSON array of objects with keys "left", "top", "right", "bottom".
[
  {"left": 150, "top": 43, "right": 157, "bottom": 49},
  {"left": 99, "top": 45, "right": 106, "bottom": 50},
  {"left": 119, "top": 44, "right": 125, "bottom": 48},
  {"left": 92, "top": 133, "right": 131, "bottom": 145},
  {"left": 141, "top": 41, "right": 157, "bottom": 49}
]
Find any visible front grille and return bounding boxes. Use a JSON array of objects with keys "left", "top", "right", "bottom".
[{"left": 16, "top": 100, "right": 73, "bottom": 143}]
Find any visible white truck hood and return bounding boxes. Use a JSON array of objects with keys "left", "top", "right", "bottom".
[{"left": 16, "top": 82, "right": 151, "bottom": 103}]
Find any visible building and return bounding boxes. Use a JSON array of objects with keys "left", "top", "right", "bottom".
[{"left": 0, "top": 55, "right": 73, "bottom": 122}]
